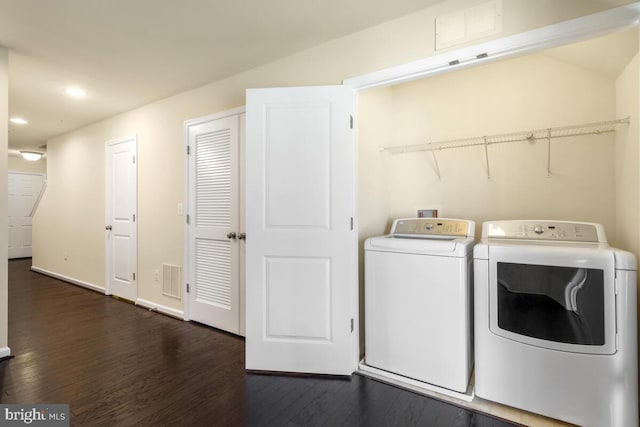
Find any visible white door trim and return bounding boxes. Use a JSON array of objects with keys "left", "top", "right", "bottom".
[
  {"left": 105, "top": 134, "right": 138, "bottom": 299},
  {"left": 183, "top": 106, "right": 246, "bottom": 322},
  {"left": 344, "top": 3, "right": 640, "bottom": 90}
]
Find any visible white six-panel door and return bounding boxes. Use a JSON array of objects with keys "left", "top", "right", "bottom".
[
  {"left": 186, "top": 112, "right": 243, "bottom": 335},
  {"left": 245, "top": 86, "right": 358, "bottom": 375},
  {"left": 8, "top": 172, "right": 45, "bottom": 259},
  {"left": 105, "top": 136, "right": 137, "bottom": 301}
]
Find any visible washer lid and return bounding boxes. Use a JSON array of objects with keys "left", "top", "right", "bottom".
[{"left": 365, "top": 235, "right": 474, "bottom": 256}]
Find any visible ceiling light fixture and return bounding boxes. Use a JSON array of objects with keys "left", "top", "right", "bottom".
[
  {"left": 20, "top": 151, "right": 43, "bottom": 161},
  {"left": 65, "top": 87, "right": 87, "bottom": 98},
  {"left": 10, "top": 117, "right": 28, "bottom": 125}
]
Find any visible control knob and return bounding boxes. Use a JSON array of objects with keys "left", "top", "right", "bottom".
[{"left": 533, "top": 225, "right": 544, "bottom": 234}]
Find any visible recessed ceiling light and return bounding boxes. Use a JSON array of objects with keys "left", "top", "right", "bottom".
[
  {"left": 10, "top": 117, "right": 28, "bottom": 125},
  {"left": 65, "top": 87, "right": 87, "bottom": 98}
]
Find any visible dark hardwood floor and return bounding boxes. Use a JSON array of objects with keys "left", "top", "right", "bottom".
[{"left": 1, "top": 258, "right": 519, "bottom": 426}]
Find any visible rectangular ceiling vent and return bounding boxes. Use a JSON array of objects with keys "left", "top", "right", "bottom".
[
  {"left": 162, "top": 264, "right": 182, "bottom": 299},
  {"left": 435, "top": 0, "right": 503, "bottom": 51}
]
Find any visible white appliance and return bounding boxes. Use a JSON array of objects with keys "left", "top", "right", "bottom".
[
  {"left": 474, "top": 220, "right": 638, "bottom": 427},
  {"left": 365, "top": 218, "right": 475, "bottom": 393}
]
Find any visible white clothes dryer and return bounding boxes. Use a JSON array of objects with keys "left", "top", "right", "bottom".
[
  {"left": 365, "top": 218, "right": 475, "bottom": 393},
  {"left": 474, "top": 220, "right": 638, "bottom": 427}
]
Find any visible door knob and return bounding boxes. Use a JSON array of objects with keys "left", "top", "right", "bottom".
[
  {"left": 226, "top": 232, "right": 237, "bottom": 239},
  {"left": 238, "top": 232, "right": 246, "bottom": 240},
  {"left": 105, "top": 225, "right": 113, "bottom": 231}
]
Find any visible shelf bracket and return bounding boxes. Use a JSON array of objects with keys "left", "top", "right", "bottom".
[
  {"left": 484, "top": 137, "right": 491, "bottom": 179},
  {"left": 546, "top": 128, "right": 552, "bottom": 177},
  {"left": 430, "top": 143, "right": 441, "bottom": 181}
]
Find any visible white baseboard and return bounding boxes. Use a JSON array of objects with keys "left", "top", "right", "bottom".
[
  {"left": 0, "top": 347, "right": 11, "bottom": 358},
  {"left": 136, "top": 298, "right": 185, "bottom": 320},
  {"left": 358, "top": 360, "right": 475, "bottom": 402},
  {"left": 30, "top": 266, "right": 106, "bottom": 294},
  {"left": 29, "top": 267, "right": 185, "bottom": 320}
]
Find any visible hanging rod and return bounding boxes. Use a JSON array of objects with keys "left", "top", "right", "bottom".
[{"left": 382, "top": 117, "right": 630, "bottom": 154}]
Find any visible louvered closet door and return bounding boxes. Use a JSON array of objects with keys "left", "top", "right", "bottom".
[{"left": 188, "top": 115, "right": 240, "bottom": 335}]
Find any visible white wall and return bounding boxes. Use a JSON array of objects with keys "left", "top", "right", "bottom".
[
  {"left": 8, "top": 155, "right": 46, "bottom": 174},
  {"left": 32, "top": 0, "right": 630, "bottom": 313},
  {"left": 0, "top": 47, "right": 8, "bottom": 353}
]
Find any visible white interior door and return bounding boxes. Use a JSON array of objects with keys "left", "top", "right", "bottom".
[
  {"left": 105, "top": 136, "right": 137, "bottom": 301},
  {"left": 245, "top": 85, "right": 358, "bottom": 375},
  {"left": 8, "top": 172, "right": 45, "bottom": 259},
  {"left": 186, "top": 112, "right": 242, "bottom": 335}
]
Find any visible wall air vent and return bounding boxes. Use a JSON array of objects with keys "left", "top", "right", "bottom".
[
  {"left": 435, "top": 0, "right": 503, "bottom": 50},
  {"left": 162, "top": 264, "right": 182, "bottom": 299}
]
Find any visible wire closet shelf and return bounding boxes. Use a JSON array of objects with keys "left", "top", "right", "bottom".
[
  {"left": 381, "top": 117, "right": 630, "bottom": 179},
  {"left": 382, "top": 117, "right": 629, "bottom": 154}
]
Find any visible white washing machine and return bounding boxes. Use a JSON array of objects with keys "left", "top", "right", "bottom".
[
  {"left": 365, "top": 218, "right": 475, "bottom": 393},
  {"left": 474, "top": 220, "right": 638, "bottom": 427}
]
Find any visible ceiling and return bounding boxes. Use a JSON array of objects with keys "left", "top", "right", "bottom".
[
  {"left": 0, "top": 0, "right": 636, "bottom": 154},
  {"left": 1, "top": 0, "right": 445, "bottom": 152}
]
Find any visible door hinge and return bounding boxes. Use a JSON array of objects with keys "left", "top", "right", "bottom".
[
  {"left": 350, "top": 318, "right": 354, "bottom": 333},
  {"left": 187, "top": 145, "right": 191, "bottom": 155},
  {"left": 186, "top": 283, "right": 190, "bottom": 293},
  {"left": 133, "top": 214, "right": 136, "bottom": 222},
  {"left": 186, "top": 214, "right": 190, "bottom": 225},
  {"left": 350, "top": 217, "right": 354, "bottom": 231},
  {"left": 133, "top": 272, "right": 136, "bottom": 280},
  {"left": 133, "top": 155, "right": 136, "bottom": 164},
  {"left": 350, "top": 115, "right": 354, "bottom": 129}
]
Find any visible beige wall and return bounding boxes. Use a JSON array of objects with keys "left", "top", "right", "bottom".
[
  {"left": 34, "top": 132, "right": 104, "bottom": 285},
  {"left": 356, "top": 43, "right": 635, "bottom": 353},
  {"left": 615, "top": 52, "right": 639, "bottom": 255},
  {"left": 0, "top": 47, "right": 8, "bottom": 352},
  {"left": 8, "top": 155, "right": 46, "bottom": 174},
  {"left": 615, "top": 49, "right": 640, "bottom": 355},
  {"left": 368, "top": 52, "right": 617, "bottom": 241},
  {"left": 32, "top": 0, "right": 631, "bottom": 314}
]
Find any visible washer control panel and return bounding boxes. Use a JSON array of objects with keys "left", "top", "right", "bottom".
[
  {"left": 391, "top": 218, "right": 473, "bottom": 237},
  {"left": 485, "top": 220, "right": 606, "bottom": 243}
]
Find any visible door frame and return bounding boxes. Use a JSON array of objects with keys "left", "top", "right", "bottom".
[
  {"left": 344, "top": 3, "right": 640, "bottom": 362},
  {"left": 344, "top": 3, "right": 640, "bottom": 90},
  {"left": 104, "top": 134, "right": 138, "bottom": 298},
  {"left": 183, "top": 106, "right": 246, "bottom": 322}
]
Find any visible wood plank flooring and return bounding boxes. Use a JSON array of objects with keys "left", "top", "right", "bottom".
[{"left": 0, "top": 259, "right": 519, "bottom": 426}]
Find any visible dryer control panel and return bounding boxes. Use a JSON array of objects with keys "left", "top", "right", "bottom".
[
  {"left": 391, "top": 218, "right": 474, "bottom": 238},
  {"left": 484, "top": 220, "right": 606, "bottom": 243}
]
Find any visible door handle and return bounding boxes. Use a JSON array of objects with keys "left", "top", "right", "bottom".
[
  {"left": 105, "top": 225, "right": 113, "bottom": 231},
  {"left": 226, "top": 232, "right": 237, "bottom": 239},
  {"left": 238, "top": 232, "right": 246, "bottom": 240}
]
